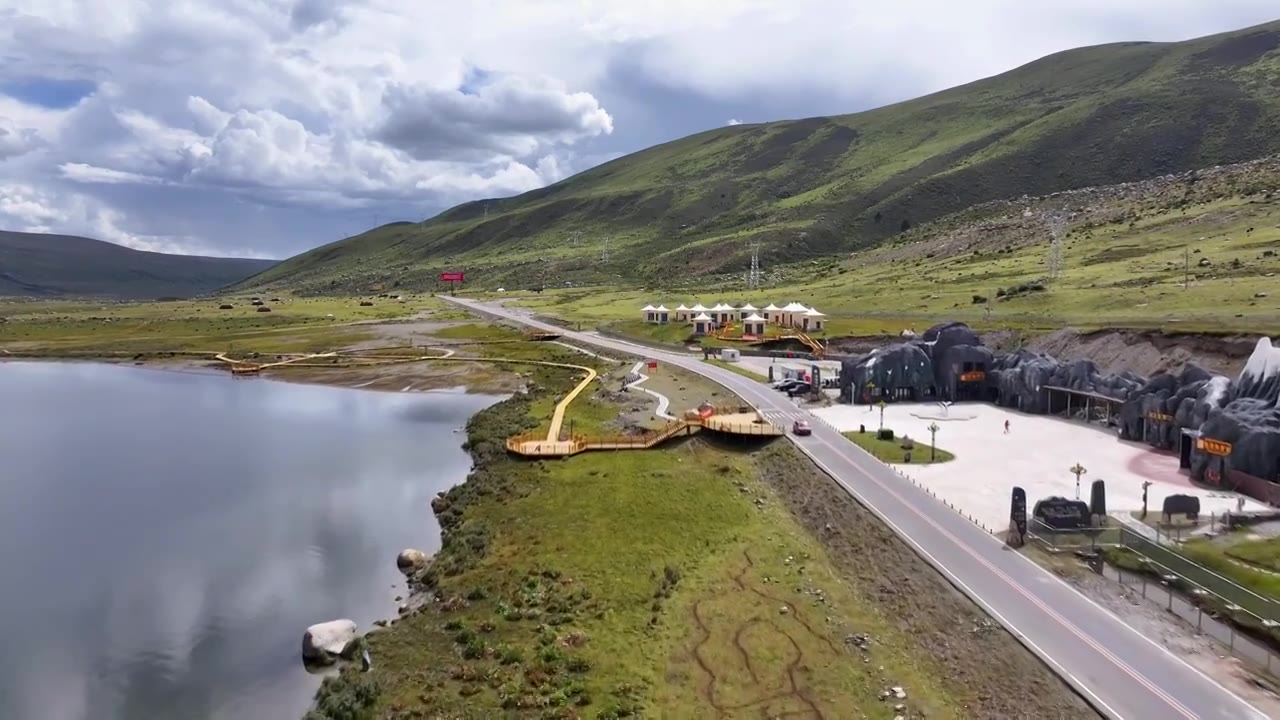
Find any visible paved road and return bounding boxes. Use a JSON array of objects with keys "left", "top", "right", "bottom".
[{"left": 443, "top": 295, "right": 1269, "bottom": 720}]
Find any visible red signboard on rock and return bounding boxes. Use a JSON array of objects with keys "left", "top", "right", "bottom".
[{"left": 440, "top": 272, "right": 465, "bottom": 282}]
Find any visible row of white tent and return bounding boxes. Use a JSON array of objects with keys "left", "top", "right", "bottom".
[{"left": 641, "top": 301, "right": 825, "bottom": 332}]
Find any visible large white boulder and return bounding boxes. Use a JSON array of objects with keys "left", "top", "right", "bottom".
[
  {"left": 302, "top": 619, "right": 358, "bottom": 665},
  {"left": 396, "top": 548, "right": 429, "bottom": 573}
]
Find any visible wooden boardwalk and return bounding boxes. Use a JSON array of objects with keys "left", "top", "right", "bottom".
[{"left": 505, "top": 411, "right": 784, "bottom": 458}]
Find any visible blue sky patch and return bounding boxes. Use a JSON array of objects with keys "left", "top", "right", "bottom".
[{"left": 0, "top": 77, "right": 97, "bottom": 109}]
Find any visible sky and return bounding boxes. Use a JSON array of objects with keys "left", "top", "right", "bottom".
[{"left": 0, "top": 1, "right": 1277, "bottom": 260}]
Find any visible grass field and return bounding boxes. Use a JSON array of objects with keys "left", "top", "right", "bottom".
[
  {"left": 0, "top": 295, "right": 436, "bottom": 354},
  {"left": 843, "top": 429, "right": 956, "bottom": 464},
  {"left": 322, "top": 372, "right": 995, "bottom": 719}
]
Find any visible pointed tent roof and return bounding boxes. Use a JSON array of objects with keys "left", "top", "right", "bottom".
[
  {"left": 743, "top": 313, "right": 766, "bottom": 322},
  {"left": 803, "top": 308, "right": 826, "bottom": 316},
  {"left": 690, "top": 303, "right": 708, "bottom": 312},
  {"left": 763, "top": 303, "right": 780, "bottom": 311},
  {"left": 675, "top": 303, "right": 690, "bottom": 311},
  {"left": 692, "top": 313, "right": 713, "bottom": 321},
  {"left": 782, "top": 302, "right": 809, "bottom": 312},
  {"left": 641, "top": 304, "right": 656, "bottom": 311},
  {"left": 655, "top": 305, "right": 669, "bottom": 312},
  {"left": 740, "top": 303, "right": 757, "bottom": 311},
  {"left": 711, "top": 302, "right": 732, "bottom": 311}
]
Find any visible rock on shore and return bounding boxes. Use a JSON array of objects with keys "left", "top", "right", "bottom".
[{"left": 302, "top": 619, "right": 358, "bottom": 665}]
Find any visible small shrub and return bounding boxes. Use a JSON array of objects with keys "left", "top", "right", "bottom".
[
  {"left": 499, "top": 646, "right": 524, "bottom": 665},
  {"left": 461, "top": 639, "right": 486, "bottom": 660},
  {"left": 566, "top": 656, "right": 592, "bottom": 673}
]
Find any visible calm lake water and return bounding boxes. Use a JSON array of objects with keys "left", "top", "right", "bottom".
[{"left": 0, "top": 362, "right": 501, "bottom": 720}]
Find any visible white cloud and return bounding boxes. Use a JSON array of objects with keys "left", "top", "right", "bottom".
[
  {"left": 59, "top": 162, "right": 165, "bottom": 185},
  {"left": 0, "top": 118, "right": 44, "bottom": 160},
  {"left": 0, "top": 182, "right": 264, "bottom": 256},
  {"left": 725, "top": 118, "right": 742, "bottom": 126}
]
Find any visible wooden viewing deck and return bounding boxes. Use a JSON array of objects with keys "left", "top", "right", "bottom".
[{"left": 505, "top": 411, "right": 785, "bottom": 458}]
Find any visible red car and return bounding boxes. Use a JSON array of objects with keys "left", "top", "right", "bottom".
[{"left": 792, "top": 420, "right": 812, "bottom": 436}]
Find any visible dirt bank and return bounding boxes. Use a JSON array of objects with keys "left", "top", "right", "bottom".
[
  {"left": 1028, "top": 328, "right": 1259, "bottom": 377},
  {"left": 755, "top": 445, "right": 1100, "bottom": 719}
]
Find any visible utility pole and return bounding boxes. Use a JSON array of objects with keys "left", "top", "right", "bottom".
[
  {"left": 568, "top": 230, "right": 582, "bottom": 248},
  {"left": 601, "top": 236, "right": 611, "bottom": 263},
  {"left": 747, "top": 243, "right": 762, "bottom": 289},
  {"left": 1184, "top": 245, "right": 1190, "bottom": 290},
  {"left": 1046, "top": 213, "right": 1066, "bottom": 279},
  {"left": 928, "top": 422, "right": 940, "bottom": 463}
]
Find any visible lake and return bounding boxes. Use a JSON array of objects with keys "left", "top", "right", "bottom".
[{"left": 0, "top": 361, "right": 502, "bottom": 720}]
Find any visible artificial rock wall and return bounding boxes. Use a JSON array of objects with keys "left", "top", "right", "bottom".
[{"left": 837, "top": 323, "right": 1280, "bottom": 484}]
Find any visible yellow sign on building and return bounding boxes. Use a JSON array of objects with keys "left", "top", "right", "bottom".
[
  {"left": 1146, "top": 412, "right": 1174, "bottom": 422},
  {"left": 1196, "top": 438, "right": 1232, "bottom": 456}
]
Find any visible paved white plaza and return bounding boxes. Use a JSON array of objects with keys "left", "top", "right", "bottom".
[{"left": 811, "top": 402, "right": 1267, "bottom": 532}]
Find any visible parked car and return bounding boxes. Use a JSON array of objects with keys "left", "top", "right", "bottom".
[
  {"left": 787, "top": 383, "right": 812, "bottom": 397},
  {"left": 792, "top": 420, "right": 812, "bottom": 436},
  {"left": 773, "top": 379, "right": 803, "bottom": 392}
]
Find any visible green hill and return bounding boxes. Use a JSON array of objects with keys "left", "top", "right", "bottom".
[
  {"left": 249, "top": 20, "right": 1280, "bottom": 294},
  {"left": 0, "top": 231, "right": 277, "bottom": 299}
]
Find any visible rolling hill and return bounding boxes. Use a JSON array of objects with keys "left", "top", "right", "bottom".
[
  {"left": 248, "top": 19, "right": 1280, "bottom": 294},
  {"left": 0, "top": 231, "right": 277, "bottom": 299}
]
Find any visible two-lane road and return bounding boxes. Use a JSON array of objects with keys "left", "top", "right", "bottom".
[{"left": 443, "top": 295, "right": 1268, "bottom": 720}]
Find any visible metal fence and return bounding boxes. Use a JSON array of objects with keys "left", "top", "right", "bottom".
[
  {"left": 1029, "top": 520, "right": 1280, "bottom": 678},
  {"left": 1116, "top": 527, "right": 1280, "bottom": 624},
  {"left": 1103, "top": 561, "right": 1280, "bottom": 678}
]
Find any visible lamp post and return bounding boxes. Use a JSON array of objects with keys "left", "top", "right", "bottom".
[
  {"left": 928, "top": 422, "right": 940, "bottom": 463},
  {"left": 1070, "top": 463, "right": 1088, "bottom": 501},
  {"left": 866, "top": 381, "right": 877, "bottom": 409},
  {"left": 877, "top": 400, "right": 888, "bottom": 431}
]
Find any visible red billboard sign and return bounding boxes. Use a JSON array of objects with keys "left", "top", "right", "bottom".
[{"left": 439, "top": 272, "right": 465, "bottom": 282}]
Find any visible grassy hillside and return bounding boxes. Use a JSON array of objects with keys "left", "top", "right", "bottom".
[
  {"left": 0, "top": 231, "right": 277, "bottom": 299},
  {"left": 491, "top": 154, "right": 1280, "bottom": 337},
  {"left": 249, "top": 20, "right": 1280, "bottom": 294}
]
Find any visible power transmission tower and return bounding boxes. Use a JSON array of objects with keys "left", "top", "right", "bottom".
[
  {"left": 568, "top": 230, "right": 582, "bottom": 248},
  {"left": 1045, "top": 214, "right": 1067, "bottom": 279},
  {"left": 601, "top": 236, "right": 611, "bottom": 263},
  {"left": 747, "top": 243, "right": 762, "bottom": 289},
  {"left": 1184, "top": 245, "right": 1190, "bottom": 290}
]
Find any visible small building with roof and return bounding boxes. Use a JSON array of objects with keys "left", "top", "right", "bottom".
[
  {"left": 738, "top": 302, "right": 757, "bottom": 320},
  {"left": 692, "top": 312, "right": 715, "bottom": 335},
  {"left": 674, "top": 304, "right": 691, "bottom": 322},
  {"left": 762, "top": 303, "right": 780, "bottom": 324},
  {"left": 800, "top": 307, "right": 825, "bottom": 332},
  {"left": 742, "top": 312, "right": 767, "bottom": 336},
  {"left": 641, "top": 304, "right": 657, "bottom": 323},
  {"left": 654, "top": 304, "right": 670, "bottom": 323},
  {"left": 710, "top": 302, "right": 735, "bottom": 325},
  {"left": 777, "top": 302, "right": 809, "bottom": 328}
]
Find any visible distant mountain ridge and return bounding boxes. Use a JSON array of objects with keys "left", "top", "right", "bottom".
[
  {"left": 0, "top": 230, "right": 277, "bottom": 299},
  {"left": 247, "top": 19, "right": 1280, "bottom": 293}
]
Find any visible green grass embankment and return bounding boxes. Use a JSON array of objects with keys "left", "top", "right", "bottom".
[
  {"left": 308, "top": 359, "right": 986, "bottom": 718},
  {"left": 843, "top": 429, "right": 955, "bottom": 464}
]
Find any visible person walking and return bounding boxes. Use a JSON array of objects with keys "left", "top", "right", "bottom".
[{"left": 1003, "top": 419, "right": 1010, "bottom": 434}]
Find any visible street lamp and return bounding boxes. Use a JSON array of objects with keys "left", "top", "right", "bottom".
[
  {"left": 928, "top": 422, "right": 940, "bottom": 463},
  {"left": 866, "top": 381, "right": 877, "bottom": 409},
  {"left": 1070, "top": 463, "right": 1088, "bottom": 501},
  {"left": 877, "top": 400, "right": 888, "bottom": 431}
]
